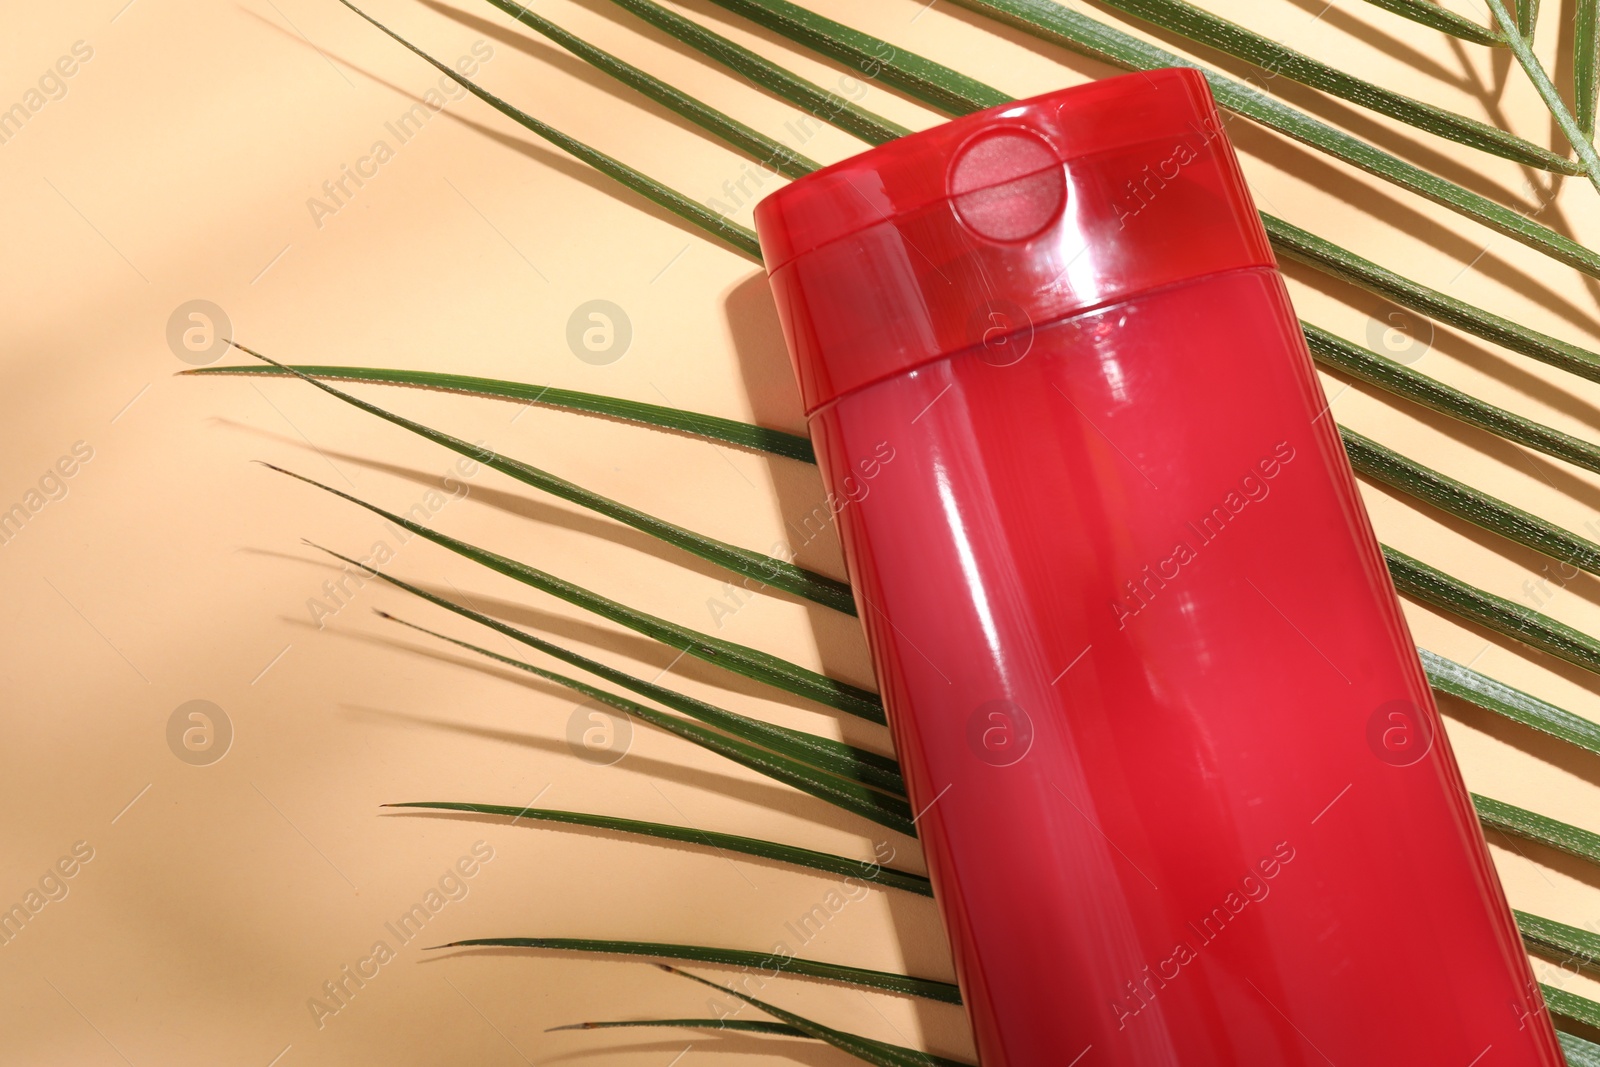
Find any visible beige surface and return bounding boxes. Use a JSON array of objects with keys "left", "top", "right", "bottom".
[{"left": 4, "top": 0, "right": 1600, "bottom": 1063}]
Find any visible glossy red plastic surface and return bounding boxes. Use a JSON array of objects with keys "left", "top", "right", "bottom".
[{"left": 755, "top": 70, "right": 1561, "bottom": 1065}]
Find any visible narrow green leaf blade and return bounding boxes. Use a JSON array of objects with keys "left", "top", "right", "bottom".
[
  {"left": 353, "top": 596, "right": 912, "bottom": 832},
  {"left": 1266, "top": 215, "right": 1600, "bottom": 387},
  {"left": 184, "top": 364, "right": 816, "bottom": 461},
  {"left": 1386, "top": 547, "right": 1600, "bottom": 679},
  {"left": 334, "top": 0, "right": 761, "bottom": 259},
  {"left": 235, "top": 346, "right": 851, "bottom": 613},
  {"left": 1420, "top": 648, "right": 1600, "bottom": 757},
  {"left": 1560, "top": 1028, "right": 1600, "bottom": 1066},
  {"left": 550, "top": 1017, "right": 973, "bottom": 1066},
  {"left": 1517, "top": 0, "right": 1540, "bottom": 38},
  {"left": 662, "top": 965, "right": 952, "bottom": 1067},
  {"left": 1306, "top": 324, "right": 1600, "bottom": 477},
  {"left": 551, "top": 1018, "right": 805, "bottom": 1036},
  {"left": 703, "top": 0, "right": 1011, "bottom": 113},
  {"left": 601, "top": 0, "right": 910, "bottom": 144},
  {"left": 1580, "top": 0, "right": 1600, "bottom": 138},
  {"left": 377, "top": 605, "right": 903, "bottom": 795},
  {"left": 1517, "top": 909, "right": 1600, "bottom": 971},
  {"left": 1546, "top": 984, "right": 1600, "bottom": 1030},
  {"left": 1098, "top": 0, "right": 1574, "bottom": 171},
  {"left": 269, "top": 466, "right": 886, "bottom": 721},
  {"left": 480, "top": 0, "right": 818, "bottom": 178},
  {"left": 1354, "top": 0, "right": 1502, "bottom": 45},
  {"left": 1346, "top": 430, "right": 1600, "bottom": 576},
  {"left": 385, "top": 801, "right": 933, "bottom": 894},
  {"left": 439, "top": 937, "right": 961, "bottom": 1003},
  {"left": 1475, "top": 793, "right": 1600, "bottom": 865}
]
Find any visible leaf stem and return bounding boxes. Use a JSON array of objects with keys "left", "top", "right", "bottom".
[{"left": 1486, "top": 0, "right": 1600, "bottom": 195}]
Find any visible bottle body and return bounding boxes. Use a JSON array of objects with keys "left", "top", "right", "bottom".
[
  {"left": 804, "top": 267, "right": 1559, "bottom": 1064},
  {"left": 755, "top": 68, "right": 1562, "bottom": 1065}
]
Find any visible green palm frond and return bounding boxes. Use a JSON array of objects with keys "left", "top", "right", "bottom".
[
  {"left": 363, "top": 595, "right": 916, "bottom": 832},
  {"left": 278, "top": 471, "right": 886, "bottom": 719},
  {"left": 1083, "top": 0, "right": 1574, "bottom": 171},
  {"left": 1353, "top": 0, "right": 1502, "bottom": 45},
  {"left": 377, "top": 607, "right": 904, "bottom": 794},
  {"left": 1562, "top": 1029, "right": 1600, "bottom": 1066},
  {"left": 661, "top": 965, "right": 967, "bottom": 1066},
  {"left": 1476, "top": 794, "right": 1600, "bottom": 866},
  {"left": 1579, "top": 0, "right": 1600, "bottom": 138},
  {"left": 200, "top": 0, "right": 1600, "bottom": 1061},
  {"left": 1485, "top": 0, "right": 1600, "bottom": 192},
  {"left": 186, "top": 364, "right": 816, "bottom": 460},
  {"left": 482, "top": 0, "right": 819, "bottom": 178},
  {"left": 598, "top": 0, "right": 910, "bottom": 143},
  {"left": 333, "top": 0, "right": 762, "bottom": 258},
  {"left": 224, "top": 358, "right": 1600, "bottom": 827},
  {"left": 1422, "top": 650, "right": 1600, "bottom": 757},
  {"left": 386, "top": 801, "right": 933, "bottom": 893},
  {"left": 1386, "top": 549, "right": 1600, "bottom": 678},
  {"left": 322, "top": 4, "right": 1600, "bottom": 501},
  {"left": 236, "top": 348, "right": 851, "bottom": 612},
  {"left": 437, "top": 937, "right": 960, "bottom": 1002}
]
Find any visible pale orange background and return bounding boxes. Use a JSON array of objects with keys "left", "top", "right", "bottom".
[{"left": 4, "top": 1, "right": 1600, "bottom": 1064}]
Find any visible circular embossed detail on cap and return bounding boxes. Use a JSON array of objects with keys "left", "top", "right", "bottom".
[{"left": 948, "top": 128, "right": 1066, "bottom": 243}]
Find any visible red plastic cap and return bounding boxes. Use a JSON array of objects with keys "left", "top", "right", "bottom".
[{"left": 754, "top": 68, "right": 1275, "bottom": 414}]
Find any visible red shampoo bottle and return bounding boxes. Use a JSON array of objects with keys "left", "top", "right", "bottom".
[{"left": 753, "top": 68, "right": 1562, "bottom": 1066}]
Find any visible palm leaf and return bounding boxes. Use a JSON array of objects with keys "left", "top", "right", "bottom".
[
  {"left": 378, "top": 607, "right": 903, "bottom": 793},
  {"left": 333, "top": 0, "right": 762, "bottom": 259},
  {"left": 1421, "top": 649, "right": 1600, "bottom": 758},
  {"left": 339, "top": 0, "right": 1600, "bottom": 469},
  {"left": 235, "top": 3, "right": 1600, "bottom": 1061},
  {"left": 1353, "top": 0, "right": 1502, "bottom": 45},
  {"left": 1093, "top": 0, "right": 1574, "bottom": 170},
  {"left": 1345, "top": 431, "right": 1600, "bottom": 578},
  {"left": 1386, "top": 549, "right": 1600, "bottom": 679},
  {"left": 598, "top": 0, "right": 909, "bottom": 143},
  {"left": 352, "top": 592, "right": 915, "bottom": 833},
  {"left": 583, "top": 0, "right": 1600, "bottom": 389},
  {"left": 225, "top": 359, "right": 1600, "bottom": 769},
  {"left": 661, "top": 965, "right": 963, "bottom": 1067},
  {"left": 550, "top": 1017, "right": 806, "bottom": 1035},
  {"left": 273, "top": 466, "right": 886, "bottom": 721},
  {"left": 385, "top": 801, "right": 933, "bottom": 894},
  {"left": 1517, "top": 910, "right": 1600, "bottom": 973},
  {"left": 185, "top": 364, "right": 816, "bottom": 460},
  {"left": 480, "top": 0, "right": 818, "bottom": 178},
  {"left": 1485, "top": 0, "right": 1600, "bottom": 193},
  {"left": 437, "top": 937, "right": 961, "bottom": 1003},
  {"left": 1579, "top": 0, "right": 1600, "bottom": 139},
  {"left": 236, "top": 347, "right": 851, "bottom": 613},
  {"left": 1475, "top": 793, "right": 1600, "bottom": 865},
  {"left": 551, "top": 1020, "right": 975, "bottom": 1067}
]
